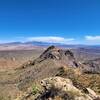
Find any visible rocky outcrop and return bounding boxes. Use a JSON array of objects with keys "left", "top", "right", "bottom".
[
  {"left": 33, "top": 45, "right": 79, "bottom": 68},
  {"left": 82, "top": 58, "right": 100, "bottom": 74},
  {"left": 36, "top": 77, "right": 99, "bottom": 100}
]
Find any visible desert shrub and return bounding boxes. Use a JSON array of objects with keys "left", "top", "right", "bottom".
[
  {"left": 32, "top": 83, "right": 40, "bottom": 95},
  {"left": 0, "top": 96, "right": 6, "bottom": 100},
  {"left": 0, "top": 96, "right": 4, "bottom": 100}
]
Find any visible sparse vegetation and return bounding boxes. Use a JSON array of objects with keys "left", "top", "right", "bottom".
[
  {"left": 32, "top": 83, "right": 40, "bottom": 95},
  {"left": 0, "top": 46, "right": 100, "bottom": 100},
  {"left": 57, "top": 66, "right": 100, "bottom": 95}
]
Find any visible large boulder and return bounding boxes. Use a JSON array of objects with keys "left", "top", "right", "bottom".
[{"left": 36, "top": 77, "right": 98, "bottom": 100}]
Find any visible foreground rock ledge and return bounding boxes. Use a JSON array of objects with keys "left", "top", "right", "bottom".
[{"left": 36, "top": 77, "right": 99, "bottom": 100}]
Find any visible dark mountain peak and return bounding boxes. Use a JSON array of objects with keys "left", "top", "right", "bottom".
[
  {"left": 40, "top": 45, "right": 59, "bottom": 59},
  {"left": 40, "top": 46, "right": 74, "bottom": 60},
  {"left": 20, "top": 46, "right": 79, "bottom": 69},
  {"left": 65, "top": 50, "right": 74, "bottom": 57},
  {"left": 38, "top": 46, "right": 78, "bottom": 67},
  {"left": 46, "top": 45, "right": 56, "bottom": 50}
]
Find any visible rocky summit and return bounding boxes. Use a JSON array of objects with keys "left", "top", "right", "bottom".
[{"left": 33, "top": 45, "right": 79, "bottom": 68}]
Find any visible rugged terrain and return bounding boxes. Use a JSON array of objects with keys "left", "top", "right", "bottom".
[
  {"left": 0, "top": 45, "right": 100, "bottom": 100},
  {"left": 0, "top": 49, "right": 44, "bottom": 71}
]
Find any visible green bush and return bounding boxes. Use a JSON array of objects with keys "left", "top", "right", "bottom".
[{"left": 32, "top": 83, "right": 39, "bottom": 95}]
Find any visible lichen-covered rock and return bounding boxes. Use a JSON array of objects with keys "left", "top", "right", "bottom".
[{"left": 36, "top": 77, "right": 98, "bottom": 100}]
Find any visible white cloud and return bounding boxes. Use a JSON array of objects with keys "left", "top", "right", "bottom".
[
  {"left": 27, "top": 36, "right": 74, "bottom": 44},
  {"left": 85, "top": 36, "right": 100, "bottom": 41}
]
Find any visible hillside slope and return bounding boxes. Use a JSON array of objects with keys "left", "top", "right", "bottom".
[{"left": 0, "top": 46, "right": 100, "bottom": 100}]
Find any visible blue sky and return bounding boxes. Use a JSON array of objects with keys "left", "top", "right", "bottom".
[{"left": 0, "top": 0, "right": 100, "bottom": 44}]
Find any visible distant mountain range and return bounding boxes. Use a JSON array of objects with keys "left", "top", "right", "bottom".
[{"left": 1, "top": 41, "right": 100, "bottom": 47}]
